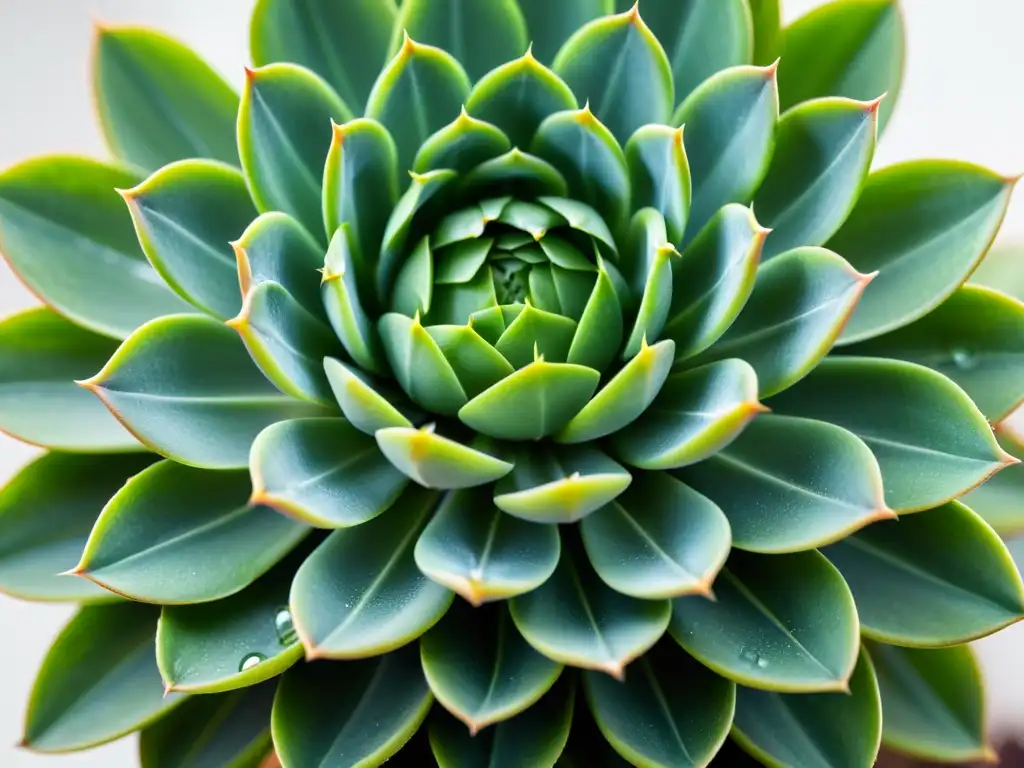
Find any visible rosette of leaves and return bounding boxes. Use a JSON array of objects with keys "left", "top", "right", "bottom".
[{"left": 1, "top": 0, "right": 1022, "bottom": 766}]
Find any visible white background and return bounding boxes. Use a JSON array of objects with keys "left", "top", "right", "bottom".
[{"left": 1, "top": 1, "right": 1023, "bottom": 765}]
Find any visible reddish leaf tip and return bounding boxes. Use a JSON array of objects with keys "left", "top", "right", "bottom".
[
  {"left": 400, "top": 29, "right": 416, "bottom": 56},
  {"left": 763, "top": 57, "right": 781, "bottom": 78},
  {"left": 863, "top": 93, "right": 887, "bottom": 113},
  {"left": 74, "top": 376, "right": 101, "bottom": 392},
  {"left": 602, "top": 660, "right": 626, "bottom": 681},
  {"left": 243, "top": 65, "right": 257, "bottom": 82}
]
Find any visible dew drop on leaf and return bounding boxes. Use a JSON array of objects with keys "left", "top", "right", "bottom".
[
  {"left": 951, "top": 347, "right": 976, "bottom": 370},
  {"left": 239, "top": 653, "right": 266, "bottom": 672},
  {"left": 275, "top": 606, "right": 297, "bottom": 646}
]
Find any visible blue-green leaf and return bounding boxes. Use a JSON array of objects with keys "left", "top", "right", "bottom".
[
  {"left": 625, "top": 125, "right": 690, "bottom": 244},
  {"left": 377, "top": 425, "right": 513, "bottom": 490}
]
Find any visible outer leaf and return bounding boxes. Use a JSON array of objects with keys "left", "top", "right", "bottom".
[
  {"left": 422, "top": 601, "right": 562, "bottom": 733},
  {"left": 250, "top": 417, "right": 407, "bottom": 528},
  {"left": 250, "top": 0, "right": 397, "bottom": 112},
  {"left": 778, "top": 0, "right": 904, "bottom": 133},
  {"left": 749, "top": 0, "right": 782, "bottom": 65},
  {"left": 396, "top": 0, "right": 528, "bottom": 82},
  {"left": 510, "top": 540, "right": 671, "bottom": 677},
  {"left": 82, "top": 315, "right": 328, "bottom": 469},
  {"left": 366, "top": 35, "right": 471, "bottom": 172},
  {"left": 157, "top": 548, "right": 307, "bottom": 694},
  {"left": 517, "top": 0, "right": 613, "bottom": 63},
  {"left": 636, "top": 0, "right": 753, "bottom": 103},
  {"left": 732, "top": 649, "right": 882, "bottom": 768},
  {"left": 323, "top": 357, "right": 413, "bottom": 435},
  {"left": 961, "top": 435, "right": 1024, "bottom": 536},
  {"left": 75, "top": 460, "right": 306, "bottom": 604},
  {"left": 0, "top": 453, "right": 154, "bottom": 602},
  {"left": 823, "top": 501, "right": 1024, "bottom": 646},
  {"left": 669, "top": 549, "right": 859, "bottom": 692},
  {"left": 686, "top": 247, "right": 873, "bottom": 397},
  {"left": 754, "top": 97, "right": 878, "bottom": 260},
  {"left": 22, "top": 603, "right": 183, "bottom": 753},
  {"left": 868, "top": 642, "right": 993, "bottom": 763},
  {"left": 613, "top": 359, "right": 764, "bottom": 471},
  {"left": 767, "top": 357, "right": 1013, "bottom": 512},
  {"left": 415, "top": 110, "right": 512, "bottom": 175},
  {"left": 663, "top": 204, "right": 767, "bottom": 360},
  {"left": 585, "top": 640, "right": 735, "bottom": 768},
  {"left": 379, "top": 312, "right": 468, "bottom": 415},
  {"left": 832, "top": 161, "right": 1015, "bottom": 343},
  {"left": 377, "top": 425, "right": 513, "bottom": 489},
  {"left": 122, "top": 160, "right": 257, "bottom": 320},
  {"left": 625, "top": 125, "right": 690, "bottom": 244},
  {"left": 93, "top": 26, "right": 238, "bottom": 171},
  {"left": 0, "top": 156, "right": 192, "bottom": 338},
  {"left": 290, "top": 486, "right": 452, "bottom": 658},
  {"left": 0, "top": 309, "right": 140, "bottom": 451},
  {"left": 673, "top": 65, "right": 779, "bottom": 241},
  {"left": 139, "top": 684, "right": 275, "bottom": 768},
  {"left": 429, "top": 676, "right": 575, "bottom": 768},
  {"left": 580, "top": 472, "right": 730, "bottom": 599},
  {"left": 566, "top": 265, "right": 625, "bottom": 371},
  {"left": 272, "top": 648, "right": 432, "bottom": 767},
  {"left": 414, "top": 486, "right": 560, "bottom": 605},
  {"left": 239, "top": 63, "right": 352, "bottom": 241},
  {"left": 553, "top": 7, "right": 674, "bottom": 144}
]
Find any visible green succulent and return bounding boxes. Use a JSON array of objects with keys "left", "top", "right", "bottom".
[{"left": 2, "top": 0, "right": 1023, "bottom": 766}]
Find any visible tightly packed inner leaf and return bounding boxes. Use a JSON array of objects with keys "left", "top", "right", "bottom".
[{"left": 1, "top": 1, "right": 1022, "bottom": 767}]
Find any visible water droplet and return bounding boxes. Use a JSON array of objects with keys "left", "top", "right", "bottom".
[
  {"left": 239, "top": 653, "right": 266, "bottom": 672},
  {"left": 757, "top": 657, "right": 770, "bottom": 668},
  {"left": 740, "top": 647, "right": 769, "bottom": 669},
  {"left": 951, "top": 348, "right": 976, "bottom": 370},
  {"left": 275, "top": 606, "right": 297, "bottom": 646}
]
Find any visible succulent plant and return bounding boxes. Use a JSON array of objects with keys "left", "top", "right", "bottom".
[{"left": 1, "top": 0, "right": 1023, "bottom": 766}]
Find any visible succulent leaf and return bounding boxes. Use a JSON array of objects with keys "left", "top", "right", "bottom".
[
  {"left": 625, "top": 125, "right": 691, "bottom": 244},
  {"left": 748, "top": 0, "right": 782, "bottom": 65},
  {"left": 323, "top": 357, "right": 414, "bottom": 435},
  {"left": 376, "top": 425, "right": 513, "bottom": 489}
]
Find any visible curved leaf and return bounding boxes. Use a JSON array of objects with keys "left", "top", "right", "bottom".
[
  {"left": 366, "top": 35, "right": 471, "bottom": 172},
  {"left": 238, "top": 63, "right": 351, "bottom": 241},
  {"left": 510, "top": 539, "right": 670, "bottom": 677},
  {"left": 323, "top": 357, "right": 413, "bottom": 435},
  {"left": 823, "top": 501, "right": 1024, "bottom": 646},
  {"left": 778, "top": 0, "right": 904, "bottom": 134},
  {"left": 517, "top": 0, "right": 613, "bottom": 63},
  {"left": 754, "top": 97, "right": 878, "bottom": 260},
  {"left": 0, "top": 156, "right": 192, "bottom": 338},
  {"left": 0, "top": 309, "right": 140, "bottom": 451},
  {"left": 428, "top": 324, "right": 515, "bottom": 398},
  {"left": 580, "top": 472, "right": 730, "bottom": 599},
  {"left": 377, "top": 425, "right": 512, "bottom": 489},
  {"left": 379, "top": 312, "right": 468, "bottom": 415},
  {"left": 82, "top": 314, "right": 328, "bottom": 469},
  {"left": 585, "top": 640, "right": 735, "bottom": 768},
  {"left": 250, "top": 417, "right": 407, "bottom": 528},
  {"left": 495, "top": 301, "right": 578, "bottom": 367},
  {"left": 75, "top": 460, "right": 306, "bottom": 604},
  {"left": 673, "top": 64, "right": 779, "bottom": 241},
  {"left": 961, "top": 434, "right": 1024, "bottom": 536},
  {"left": 250, "top": 0, "right": 396, "bottom": 112},
  {"left": 686, "top": 246, "right": 872, "bottom": 397},
  {"left": 22, "top": 603, "right": 183, "bottom": 753},
  {"left": 670, "top": 549, "right": 859, "bottom": 692},
  {"left": 391, "top": 235, "right": 434, "bottom": 316},
  {"left": 553, "top": 6, "right": 673, "bottom": 144},
  {"left": 623, "top": 239, "right": 677, "bottom": 358},
  {"left": 414, "top": 486, "right": 560, "bottom": 605},
  {"left": 464, "top": 150, "right": 569, "bottom": 199},
  {"left": 321, "top": 227, "right": 386, "bottom": 375},
  {"left": 0, "top": 452, "right": 155, "bottom": 602},
  {"left": 290, "top": 486, "right": 452, "bottom": 658},
  {"left": 767, "top": 356, "right": 1013, "bottom": 512},
  {"left": 93, "top": 25, "right": 238, "bottom": 171},
  {"left": 613, "top": 359, "right": 764, "bottom": 471},
  {"left": 749, "top": 0, "right": 781, "bottom": 65},
  {"left": 732, "top": 649, "right": 881, "bottom": 768},
  {"left": 566, "top": 264, "right": 624, "bottom": 371},
  {"left": 415, "top": 110, "right": 512, "bottom": 175},
  {"left": 272, "top": 647, "right": 432, "bottom": 767},
  {"left": 625, "top": 125, "right": 690, "bottom": 244},
  {"left": 122, "top": 160, "right": 257, "bottom": 320},
  {"left": 832, "top": 160, "right": 1015, "bottom": 344}
]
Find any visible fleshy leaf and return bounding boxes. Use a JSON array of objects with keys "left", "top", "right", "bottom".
[
  {"left": 567, "top": 263, "right": 624, "bottom": 372},
  {"left": 868, "top": 642, "right": 993, "bottom": 763},
  {"left": 754, "top": 97, "right": 879, "bottom": 260},
  {"left": 376, "top": 425, "right": 513, "bottom": 489},
  {"left": 962, "top": 433, "right": 1024, "bottom": 536},
  {"left": 422, "top": 601, "right": 562, "bottom": 733},
  {"left": 0, "top": 452, "right": 155, "bottom": 602},
  {"left": 22, "top": 603, "right": 183, "bottom": 752},
  {"left": 832, "top": 160, "right": 1015, "bottom": 344},
  {"left": 613, "top": 359, "right": 763, "bottom": 470},
  {"left": 767, "top": 357, "right": 1013, "bottom": 512},
  {"left": 778, "top": 0, "right": 904, "bottom": 134},
  {"left": 824, "top": 501, "right": 1024, "bottom": 646},
  {"left": 0, "top": 156, "right": 193, "bottom": 338},
  {"left": 584, "top": 640, "right": 735, "bottom": 768},
  {"left": 415, "top": 486, "right": 559, "bottom": 605},
  {"left": 366, "top": 35, "right": 471, "bottom": 172},
  {"left": 676, "top": 414, "right": 890, "bottom": 554},
  {"left": 323, "top": 357, "right": 413, "bottom": 435},
  {"left": 749, "top": 0, "right": 781, "bottom": 65},
  {"left": 82, "top": 314, "right": 328, "bottom": 469},
  {"left": 122, "top": 160, "right": 257, "bottom": 320},
  {"left": 290, "top": 486, "right": 452, "bottom": 658},
  {"left": 93, "top": 26, "right": 238, "bottom": 171},
  {"left": 623, "top": 240, "right": 676, "bottom": 358},
  {"left": 580, "top": 472, "right": 730, "bottom": 599},
  {"left": 379, "top": 312, "right": 468, "bottom": 415},
  {"left": 250, "top": 0, "right": 396, "bottom": 112},
  {"left": 553, "top": 6, "right": 674, "bottom": 144},
  {"left": 272, "top": 648, "right": 432, "bottom": 766},
  {"left": 464, "top": 150, "right": 569, "bottom": 199},
  {"left": 415, "top": 111, "right": 512, "bottom": 176},
  {"left": 250, "top": 417, "right": 407, "bottom": 528},
  {"left": 495, "top": 302, "right": 578, "bottom": 368},
  {"left": 75, "top": 460, "right": 306, "bottom": 604},
  {"left": 428, "top": 324, "right": 516, "bottom": 398},
  {"left": 670, "top": 549, "right": 858, "bottom": 692},
  {"left": 517, "top": 0, "right": 613, "bottom": 63},
  {"left": 625, "top": 125, "right": 690, "bottom": 244}
]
